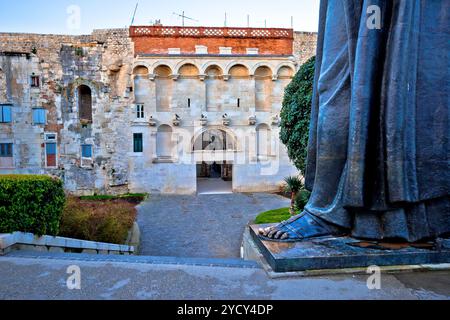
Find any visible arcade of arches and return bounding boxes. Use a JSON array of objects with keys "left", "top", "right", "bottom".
[{"left": 129, "top": 57, "right": 298, "bottom": 194}]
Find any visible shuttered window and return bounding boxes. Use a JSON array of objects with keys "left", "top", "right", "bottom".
[
  {"left": 32, "top": 108, "right": 46, "bottom": 124},
  {"left": 133, "top": 133, "right": 143, "bottom": 153},
  {"left": 46, "top": 143, "right": 57, "bottom": 167},
  {"left": 0, "top": 105, "right": 12, "bottom": 123}
]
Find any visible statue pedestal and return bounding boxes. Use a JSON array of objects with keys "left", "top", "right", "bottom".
[{"left": 249, "top": 225, "right": 450, "bottom": 273}]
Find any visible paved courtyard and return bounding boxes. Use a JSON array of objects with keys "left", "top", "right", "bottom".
[
  {"left": 0, "top": 254, "right": 448, "bottom": 300},
  {"left": 137, "top": 193, "right": 290, "bottom": 258}
]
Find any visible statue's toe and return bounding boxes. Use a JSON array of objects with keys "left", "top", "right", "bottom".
[
  {"left": 267, "top": 229, "right": 278, "bottom": 238},
  {"left": 263, "top": 227, "right": 274, "bottom": 237},
  {"left": 274, "top": 231, "right": 284, "bottom": 239}
]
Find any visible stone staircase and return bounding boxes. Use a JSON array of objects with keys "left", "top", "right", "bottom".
[{"left": 5, "top": 250, "right": 261, "bottom": 269}]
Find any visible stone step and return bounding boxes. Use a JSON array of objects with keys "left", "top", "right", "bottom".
[{"left": 5, "top": 250, "right": 261, "bottom": 269}]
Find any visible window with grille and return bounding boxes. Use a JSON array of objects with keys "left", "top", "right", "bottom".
[
  {"left": 136, "top": 104, "right": 145, "bottom": 119},
  {"left": 31, "top": 75, "right": 40, "bottom": 88}
]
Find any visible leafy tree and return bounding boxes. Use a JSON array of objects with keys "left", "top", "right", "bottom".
[
  {"left": 284, "top": 176, "right": 304, "bottom": 215},
  {"left": 280, "top": 56, "right": 316, "bottom": 174}
]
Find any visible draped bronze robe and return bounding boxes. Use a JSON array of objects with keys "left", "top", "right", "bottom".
[{"left": 305, "top": 0, "right": 449, "bottom": 241}]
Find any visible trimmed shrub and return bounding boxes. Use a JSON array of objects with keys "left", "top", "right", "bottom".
[
  {"left": 59, "top": 197, "right": 137, "bottom": 244},
  {"left": 0, "top": 175, "right": 66, "bottom": 236},
  {"left": 280, "top": 56, "right": 316, "bottom": 174}
]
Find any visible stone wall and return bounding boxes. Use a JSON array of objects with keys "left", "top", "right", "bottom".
[
  {"left": 0, "top": 29, "right": 134, "bottom": 194},
  {"left": 293, "top": 32, "right": 318, "bottom": 66}
]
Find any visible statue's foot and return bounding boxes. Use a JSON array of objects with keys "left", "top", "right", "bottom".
[{"left": 258, "top": 211, "right": 346, "bottom": 242}]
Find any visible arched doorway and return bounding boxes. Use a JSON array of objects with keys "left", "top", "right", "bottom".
[{"left": 193, "top": 128, "right": 236, "bottom": 194}]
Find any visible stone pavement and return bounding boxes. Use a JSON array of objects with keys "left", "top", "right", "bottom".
[
  {"left": 0, "top": 253, "right": 449, "bottom": 300},
  {"left": 137, "top": 193, "right": 290, "bottom": 258}
]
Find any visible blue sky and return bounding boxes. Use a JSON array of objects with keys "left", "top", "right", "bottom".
[{"left": 0, "top": 0, "right": 320, "bottom": 34}]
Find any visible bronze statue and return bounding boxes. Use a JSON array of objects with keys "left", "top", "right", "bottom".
[{"left": 260, "top": 0, "right": 449, "bottom": 242}]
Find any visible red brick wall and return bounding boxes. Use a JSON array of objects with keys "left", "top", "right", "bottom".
[{"left": 130, "top": 26, "right": 294, "bottom": 56}]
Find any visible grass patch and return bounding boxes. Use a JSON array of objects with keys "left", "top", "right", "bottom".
[
  {"left": 254, "top": 208, "right": 292, "bottom": 224},
  {"left": 59, "top": 196, "right": 138, "bottom": 244},
  {"left": 79, "top": 193, "right": 148, "bottom": 203}
]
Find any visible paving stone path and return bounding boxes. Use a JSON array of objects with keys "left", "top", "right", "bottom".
[
  {"left": 1, "top": 254, "right": 448, "bottom": 300},
  {"left": 137, "top": 193, "right": 290, "bottom": 258}
]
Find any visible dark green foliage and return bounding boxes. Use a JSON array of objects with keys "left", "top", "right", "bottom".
[
  {"left": 79, "top": 193, "right": 148, "bottom": 203},
  {"left": 280, "top": 56, "right": 316, "bottom": 174},
  {"left": 0, "top": 175, "right": 66, "bottom": 236},
  {"left": 295, "top": 189, "right": 312, "bottom": 211},
  {"left": 284, "top": 176, "right": 303, "bottom": 194}
]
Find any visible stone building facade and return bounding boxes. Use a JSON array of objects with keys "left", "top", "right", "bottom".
[{"left": 0, "top": 26, "right": 317, "bottom": 195}]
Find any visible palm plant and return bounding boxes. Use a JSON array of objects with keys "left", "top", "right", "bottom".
[{"left": 284, "top": 176, "right": 303, "bottom": 215}]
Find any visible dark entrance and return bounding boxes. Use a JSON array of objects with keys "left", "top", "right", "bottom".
[{"left": 197, "top": 161, "right": 232, "bottom": 181}]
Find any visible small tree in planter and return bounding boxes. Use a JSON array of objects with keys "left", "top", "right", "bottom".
[{"left": 284, "top": 176, "right": 303, "bottom": 216}]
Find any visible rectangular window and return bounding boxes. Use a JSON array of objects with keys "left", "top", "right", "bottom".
[
  {"left": 45, "top": 143, "right": 57, "bottom": 167},
  {"left": 168, "top": 48, "right": 181, "bottom": 55},
  {"left": 246, "top": 48, "right": 259, "bottom": 55},
  {"left": 133, "top": 133, "right": 143, "bottom": 153},
  {"left": 81, "top": 145, "right": 93, "bottom": 158},
  {"left": 31, "top": 75, "right": 40, "bottom": 88},
  {"left": 0, "top": 105, "right": 12, "bottom": 123},
  {"left": 81, "top": 144, "right": 93, "bottom": 168},
  {"left": 136, "top": 104, "right": 145, "bottom": 119},
  {"left": 195, "top": 45, "right": 208, "bottom": 54},
  {"left": 237, "top": 98, "right": 241, "bottom": 108},
  {"left": 0, "top": 143, "right": 13, "bottom": 157},
  {"left": 44, "top": 133, "right": 57, "bottom": 141},
  {"left": 32, "top": 108, "right": 46, "bottom": 124},
  {"left": 0, "top": 143, "right": 13, "bottom": 168},
  {"left": 219, "top": 47, "right": 232, "bottom": 55},
  {"left": 188, "top": 99, "right": 191, "bottom": 108}
]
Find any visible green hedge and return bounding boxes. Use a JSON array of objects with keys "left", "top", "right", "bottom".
[
  {"left": 280, "top": 56, "right": 316, "bottom": 174},
  {"left": 0, "top": 175, "right": 66, "bottom": 236}
]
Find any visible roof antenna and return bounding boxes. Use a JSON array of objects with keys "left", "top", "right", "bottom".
[
  {"left": 224, "top": 12, "right": 227, "bottom": 27},
  {"left": 130, "top": 2, "right": 139, "bottom": 26},
  {"left": 173, "top": 11, "right": 199, "bottom": 26}
]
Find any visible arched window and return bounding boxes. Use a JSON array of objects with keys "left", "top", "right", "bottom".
[
  {"left": 133, "top": 66, "right": 149, "bottom": 104},
  {"left": 256, "top": 124, "right": 271, "bottom": 157},
  {"left": 174, "top": 63, "right": 200, "bottom": 109},
  {"left": 254, "top": 66, "right": 273, "bottom": 112},
  {"left": 193, "top": 129, "right": 236, "bottom": 152},
  {"left": 155, "top": 65, "right": 173, "bottom": 111},
  {"left": 229, "top": 64, "right": 249, "bottom": 78},
  {"left": 277, "top": 66, "right": 295, "bottom": 79},
  {"left": 78, "top": 85, "right": 92, "bottom": 123},
  {"left": 178, "top": 64, "right": 199, "bottom": 77},
  {"left": 157, "top": 125, "right": 173, "bottom": 158},
  {"left": 228, "top": 64, "right": 250, "bottom": 111},
  {"left": 205, "top": 65, "right": 223, "bottom": 111}
]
